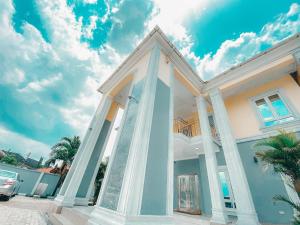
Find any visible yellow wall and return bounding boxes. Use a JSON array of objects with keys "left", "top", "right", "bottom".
[{"left": 224, "top": 75, "right": 300, "bottom": 139}]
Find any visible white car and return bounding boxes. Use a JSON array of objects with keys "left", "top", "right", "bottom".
[{"left": 0, "top": 169, "right": 22, "bottom": 201}]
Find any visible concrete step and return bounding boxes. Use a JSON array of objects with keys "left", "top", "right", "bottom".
[
  {"left": 60, "top": 207, "right": 89, "bottom": 225},
  {"left": 48, "top": 213, "right": 73, "bottom": 225}
]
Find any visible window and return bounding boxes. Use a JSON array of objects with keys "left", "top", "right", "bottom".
[{"left": 253, "top": 91, "right": 295, "bottom": 127}]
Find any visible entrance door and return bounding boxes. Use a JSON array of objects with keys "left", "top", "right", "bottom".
[
  {"left": 177, "top": 174, "right": 200, "bottom": 214},
  {"left": 218, "top": 167, "right": 236, "bottom": 212}
]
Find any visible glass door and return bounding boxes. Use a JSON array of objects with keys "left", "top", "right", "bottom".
[
  {"left": 218, "top": 167, "right": 236, "bottom": 212},
  {"left": 177, "top": 174, "right": 200, "bottom": 214}
]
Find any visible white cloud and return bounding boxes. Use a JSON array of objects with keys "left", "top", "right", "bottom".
[
  {"left": 20, "top": 73, "right": 62, "bottom": 92},
  {"left": 188, "top": 3, "right": 300, "bottom": 80},
  {"left": 0, "top": 125, "right": 51, "bottom": 160}
]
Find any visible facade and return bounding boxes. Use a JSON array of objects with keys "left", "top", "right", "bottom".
[{"left": 53, "top": 27, "right": 300, "bottom": 225}]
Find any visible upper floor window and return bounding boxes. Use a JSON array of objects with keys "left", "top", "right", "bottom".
[{"left": 253, "top": 91, "right": 295, "bottom": 127}]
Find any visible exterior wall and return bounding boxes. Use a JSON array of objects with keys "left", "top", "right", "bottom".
[
  {"left": 174, "top": 136, "right": 294, "bottom": 224},
  {"left": 237, "top": 138, "right": 294, "bottom": 224},
  {"left": 224, "top": 75, "right": 300, "bottom": 139},
  {"left": 0, "top": 163, "right": 60, "bottom": 196},
  {"left": 141, "top": 79, "right": 170, "bottom": 215}
]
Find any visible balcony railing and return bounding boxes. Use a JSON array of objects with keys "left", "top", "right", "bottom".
[{"left": 174, "top": 117, "right": 219, "bottom": 140}]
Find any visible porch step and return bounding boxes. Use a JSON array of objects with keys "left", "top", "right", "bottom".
[
  {"left": 60, "top": 207, "right": 89, "bottom": 225},
  {"left": 48, "top": 206, "right": 91, "bottom": 225},
  {"left": 174, "top": 212, "right": 210, "bottom": 225},
  {"left": 48, "top": 213, "right": 73, "bottom": 225}
]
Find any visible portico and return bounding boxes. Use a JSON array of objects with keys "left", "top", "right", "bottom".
[{"left": 51, "top": 27, "right": 300, "bottom": 225}]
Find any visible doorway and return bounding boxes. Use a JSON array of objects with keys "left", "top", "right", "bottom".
[{"left": 177, "top": 174, "right": 201, "bottom": 215}]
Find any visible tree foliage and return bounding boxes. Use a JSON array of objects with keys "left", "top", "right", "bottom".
[
  {"left": 47, "top": 136, "right": 81, "bottom": 166},
  {"left": 0, "top": 155, "right": 18, "bottom": 166},
  {"left": 256, "top": 130, "right": 300, "bottom": 224}
]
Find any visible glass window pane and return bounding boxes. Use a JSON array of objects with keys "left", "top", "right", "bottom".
[
  {"left": 255, "top": 99, "right": 274, "bottom": 123},
  {"left": 268, "top": 94, "right": 290, "bottom": 117},
  {"left": 218, "top": 172, "right": 230, "bottom": 198}
]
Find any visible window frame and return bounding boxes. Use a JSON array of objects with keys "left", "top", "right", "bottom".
[{"left": 250, "top": 89, "right": 298, "bottom": 129}]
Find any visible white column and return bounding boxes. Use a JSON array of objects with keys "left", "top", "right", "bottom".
[
  {"left": 196, "top": 95, "right": 228, "bottom": 224},
  {"left": 209, "top": 88, "right": 260, "bottom": 225},
  {"left": 56, "top": 98, "right": 101, "bottom": 199},
  {"left": 81, "top": 109, "right": 118, "bottom": 205},
  {"left": 118, "top": 44, "right": 160, "bottom": 214},
  {"left": 56, "top": 95, "right": 112, "bottom": 207},
  {"left": 166, "top": 63, "right": 174, "bottom": 215}
]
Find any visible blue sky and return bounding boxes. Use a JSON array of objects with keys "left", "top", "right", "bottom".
[{"left": 0, "top": 0, "right": 299, "bottom": 160}]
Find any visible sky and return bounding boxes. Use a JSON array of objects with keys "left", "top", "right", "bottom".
[{"left": 0, "top": 0, "right": 299, "bottom": 160}]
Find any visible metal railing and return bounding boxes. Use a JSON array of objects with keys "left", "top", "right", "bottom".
[{"left": 174, "top": 117, "right": 219, "bottom": 140}]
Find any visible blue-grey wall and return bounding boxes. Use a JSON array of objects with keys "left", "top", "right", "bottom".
[
  {"left": 141, "top": 79, "right": 170, "bottom": 215},
  {"left": 0, "top": 163, "right": 60, "bottom": 196},
  {"left": 237, "top": 139, "right": 293, "bottom": 224},
  {"left": 77, "top": 119, "right": 111, "bottom": 198},
  {"left": 173, "top": 137, "right": 294, "bottom": 224}
]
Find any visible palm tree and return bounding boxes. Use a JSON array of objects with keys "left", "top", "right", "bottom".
[
  {"left": 255, "top": 130, "right": 300, "bottom": 224},
  {"left": 92, "top": 158, "right": 108, "bottom": 205},
  {"left": 47, "top": 136, "right": 81, "bottom": 166},
  {"left": 47, "top": 136, "right": 81, "bottom": 195}
]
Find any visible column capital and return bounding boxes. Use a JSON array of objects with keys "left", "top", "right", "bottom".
[
  {"left": 293, "top": 49, "right": 300, "bottom": 65},
  {"left": 208, "top": 87, "right": 222, "bottom": 98}
]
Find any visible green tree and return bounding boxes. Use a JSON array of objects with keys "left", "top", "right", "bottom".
[
  {"left": 0, "top": 155, "right": 18, "bottom": 166},
  {"left": 47, "top": 136, "right": 81, "bottom": 195},
  {"left": 93, "top": 158, "right": 108, "bottom": 205},
  {"left": 256, "top": 130, "right": 300, "bottom": 224},
  {"left": 47, "top": 136, "right": 81, "bottom": 166}
]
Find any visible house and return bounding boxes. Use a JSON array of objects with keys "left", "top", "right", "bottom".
[{"left": 50, "top": 27, "right": 300, "bottom": 225}]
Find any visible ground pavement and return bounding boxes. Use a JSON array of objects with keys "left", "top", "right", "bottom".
[{"left": 0, "top": 196, "right": 53, "bottom": 225}]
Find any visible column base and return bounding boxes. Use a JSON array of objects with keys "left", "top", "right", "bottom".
[
  {"left": 54, "top": 194, "right": 75, "bottom": 207},
  {"left": 236, "top": 212, "right": 261, "bottom": 225},
  {"left": 88, "top": 207, "right": 174, "bottom": 225},
  {"left": 210, "top": 209, "right": 228, "bottom": 225},
  {"left": 75, "top": 197, "right": 90, "bottom": 206}
]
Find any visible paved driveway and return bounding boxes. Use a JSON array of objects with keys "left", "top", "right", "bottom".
[{"left": 0, "top": 196, "right": 53, "bottom": 225}]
